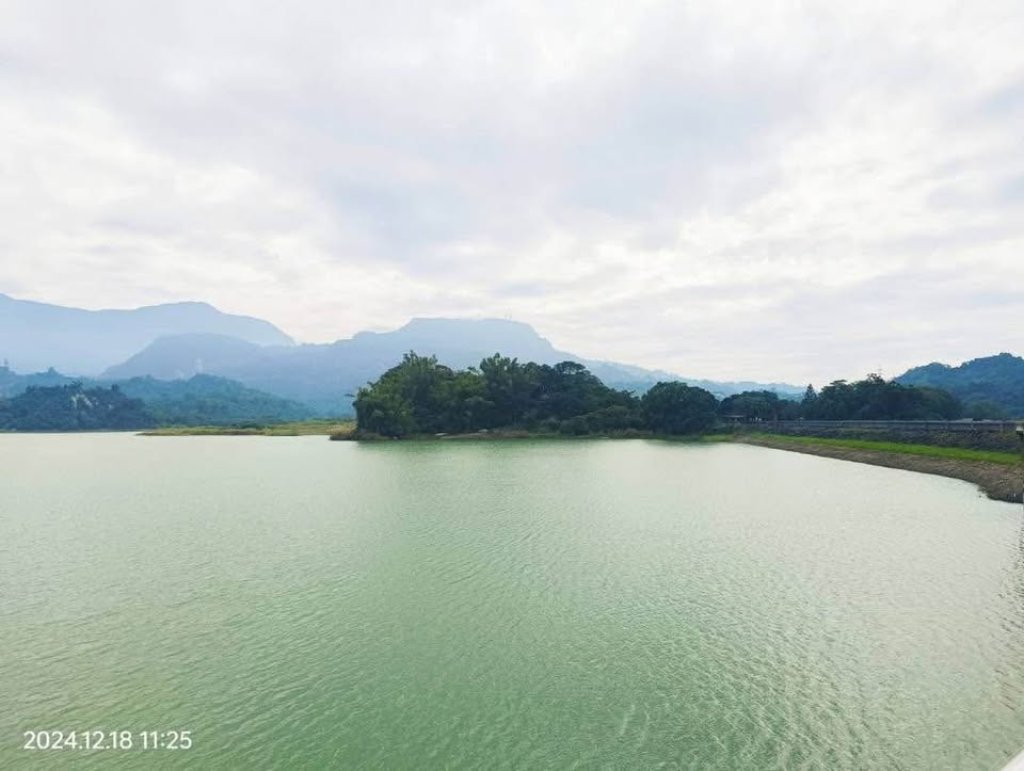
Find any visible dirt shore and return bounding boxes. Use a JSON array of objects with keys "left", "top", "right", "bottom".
[{"left": 735, "top": 436, "right": 1023, "bottom": 504}]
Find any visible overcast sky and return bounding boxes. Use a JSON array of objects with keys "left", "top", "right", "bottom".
[{"left": 1, "top": 1, "right": 1022, "bottom": 384}]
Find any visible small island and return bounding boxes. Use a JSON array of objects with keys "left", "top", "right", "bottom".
[
  {"left": 343, "top": 352, "right": 719, "bottom": 439},
  {"left": 336, "top": 352, "right": 1023, "bottom": 503}
]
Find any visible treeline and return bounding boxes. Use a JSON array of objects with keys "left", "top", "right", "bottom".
[
  {"left": 2, "top": 359, "right": 967, "bottom": 434},
  {"left": 720, "top": 375, "right": 962, "bottom": 422},
  {"left": 354, "top": 353, "right": 717, "bottom": 437},
  {"left": 354, "top": 354, "right": 967, "bottom": 438},
  {"left": 800, "top": 375, "right": 961, "bottom": 420}
]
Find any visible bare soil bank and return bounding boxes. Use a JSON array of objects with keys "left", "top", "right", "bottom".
[{"left": 736, "top": 436, "right": 1023, "bottom": 504}]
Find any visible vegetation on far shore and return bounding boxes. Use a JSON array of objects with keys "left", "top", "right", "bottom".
[
  {"left": 2, "top": 350, "right": 1016, "bottom": 443},
  {"left": 0, "top": 374, "right": 315, "bottom": 431},
  {"left": 142, "top": 420, "right": 355, "bottom": 437},
  {"left": 349, "top": 352, "right": 978, "bottom": 440}
]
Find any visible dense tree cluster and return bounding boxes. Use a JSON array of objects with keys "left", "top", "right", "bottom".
[
  {"left": 354, "top": 354, "right": 970, "bottom": 438},
  {"left": 0, "top": 358, "right": 969, "bottom": 434},
  {"left": 718, "top": 377, "right": 962, "bottom": 423},
  {"left": 718, "top": 390, "right": 802, "bottom": 422},
  {"left": 0, "top": 383, "right": 155, "bottom": 431},
  {"left": 354, "top": 353, "right": 718, "bottom": 437},
  {"left": 799, "top": 375, "right": 962, "bottom": 420}
]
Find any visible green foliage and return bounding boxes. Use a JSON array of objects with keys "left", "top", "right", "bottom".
[
  {"left": 966, "top": 400, "right": 1007, "bottom": 420},
  {"left": 802, "top": 374, "right": 962, "bottom": 420},
  {"left": 742, "top": 432, "right": 1021, "bottom": 466},
  {"left": 115, "top": 375, "right": 313, "bottom": 426},
  {"left": 718, "top": 390, "right": 801, "bottom": 421},
  {"left": 0, "top": 383, "right": 155, "bottom": 431},
  {"left": 0, "top": 367, "right": 317, "bottom": 427},
  {"left": 143, "top": 420, "right": 355, "bottom": 436},
  {"left": 354, "top": 352, "right": 710, "bottom": 437},
  {"left": 640, "top": 382, "right": 719, "bottom": 435},
  {"left": 898, "top": 353, "right": 1024, "bottom": 417},
  {"left": 352, "top": 356, "right": 968, "bottom": 438}
]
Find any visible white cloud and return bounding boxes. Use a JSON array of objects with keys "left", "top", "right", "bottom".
[{"left": 0, "top": 0, "right": 1022, "bottom": 383}]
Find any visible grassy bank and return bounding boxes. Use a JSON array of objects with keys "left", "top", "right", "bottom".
[
  {"left": 142, "top": 420, "right": 356, "bottom": 437},
  {"left": 720, "top": 432, "right": 1022, "bottom": 503},
  {"left": 724, "top": 433, "right": 1021, "bottom": 465}
]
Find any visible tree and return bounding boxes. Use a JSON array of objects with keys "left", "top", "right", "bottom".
[
  {"left": 641, "top": 382, "right": 718, "bottom": 435},
  {"left": 719, "top": 390, "right": 783, "bottom": 421},
  {"left": 352, "top": 352, "right": 456, "bottom": 436},
  {"left": 803, "top": 375, "right": 962, "bottom": 420}
]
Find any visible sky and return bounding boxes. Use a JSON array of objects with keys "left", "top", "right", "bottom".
[{"left": 0, "top": 0, "right": 1022, "bottom": 385}]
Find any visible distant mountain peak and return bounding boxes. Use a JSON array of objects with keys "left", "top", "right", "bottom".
[{"left": 0, "top": 292, "right": 294, "bottom": 375}]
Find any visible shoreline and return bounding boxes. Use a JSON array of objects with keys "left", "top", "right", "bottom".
[
  {"left": 732, "top": 435, "right": 1023, "bottom": 504},
  {"left": 140, "top": 420, "right": 355, "bottom": 437},
  {"left": 136, "top": 424, "right": 1022, "bottom": 503},
  {"left": 329, "top": 429, "right": 656, "bottom": 442}
]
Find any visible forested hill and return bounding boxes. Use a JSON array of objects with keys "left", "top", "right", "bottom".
[
  {"left": 897, "top": 353, "right": 1024, "bottom": 418},
  {"left": 0, "top": 384, "right": 154, "bottom": 431},
  {"left": 117, "top": 375, "right": 312, "bottom": 425},
  {"left": 0, "top": 366, "right": 315, "bottom": 429}
]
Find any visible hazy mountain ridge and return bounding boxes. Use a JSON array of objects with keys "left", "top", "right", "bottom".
[
  {"left": 3, "top": 293, "right": 1021, "bottom": 419},
  {"left": 101, "top": 317, "right": 805, "bottom": 414},
  {"left": 0, "top": 292, "right": 294, "bottom": 375}
]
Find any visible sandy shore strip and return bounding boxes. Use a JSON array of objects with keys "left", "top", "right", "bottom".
[{"left": 734, "top": 435, "right": 1023, "bottom": 504}]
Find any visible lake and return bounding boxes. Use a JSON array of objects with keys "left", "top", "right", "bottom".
[{"left": 1, "top": 434, "right": 1022, "bottom": 768}]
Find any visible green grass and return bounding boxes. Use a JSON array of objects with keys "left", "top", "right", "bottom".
[
  {"left": 736, "top": 432, "right": 1022, "bottom": 465},
  {"left": 141, "top": 420, "right": 356, "bottom": 437}
]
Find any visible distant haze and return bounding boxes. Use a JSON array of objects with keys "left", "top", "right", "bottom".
[
  {"left": 0, "top": 293, "right": 292, "bottom": 375},
  {"left": 0, "top": 1, "right": 1022, "bottom": 382},
  {"left": 98, "top": 311, "right": 803, "bottom": 415}
]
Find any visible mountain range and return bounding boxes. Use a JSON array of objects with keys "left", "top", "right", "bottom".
[
  {"left": 0, "top": 292, "right": 293, "bottom": 374},
  {"left": 0, "top": 293, "right": 803, "bottom": 415},
  {"left": 101, "top": 318, "right": 805, "bottom": 414},
  {"left": 3, "top": 292, "right": 1020, "bottom": 418},
  {"left": 897, "top": 353, "right": 1024, "bottom": 418}
]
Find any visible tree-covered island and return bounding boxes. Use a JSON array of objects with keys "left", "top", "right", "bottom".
[
  {"left": 353, "top": 352, "right": 717, "bottom": 438},
  {"left": 351, "top": 353, "right": 968, "bottom": 439}
]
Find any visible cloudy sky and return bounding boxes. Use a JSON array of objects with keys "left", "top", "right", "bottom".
[{"left": 1, "top": 0, "right": 1022, "bottom": 384}]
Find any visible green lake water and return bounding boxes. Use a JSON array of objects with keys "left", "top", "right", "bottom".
[{"left": 1, "top": 434, "right": 1023, "bottom": 769}]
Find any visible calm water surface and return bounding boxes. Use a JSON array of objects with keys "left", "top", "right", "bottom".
[{"left": 1, "top": 434, "right": 1023, "bottom": 769}]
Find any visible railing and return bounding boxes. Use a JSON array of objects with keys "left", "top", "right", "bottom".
[{"left": 745, "top": 420, "right": 1021, "bottom": 433}]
